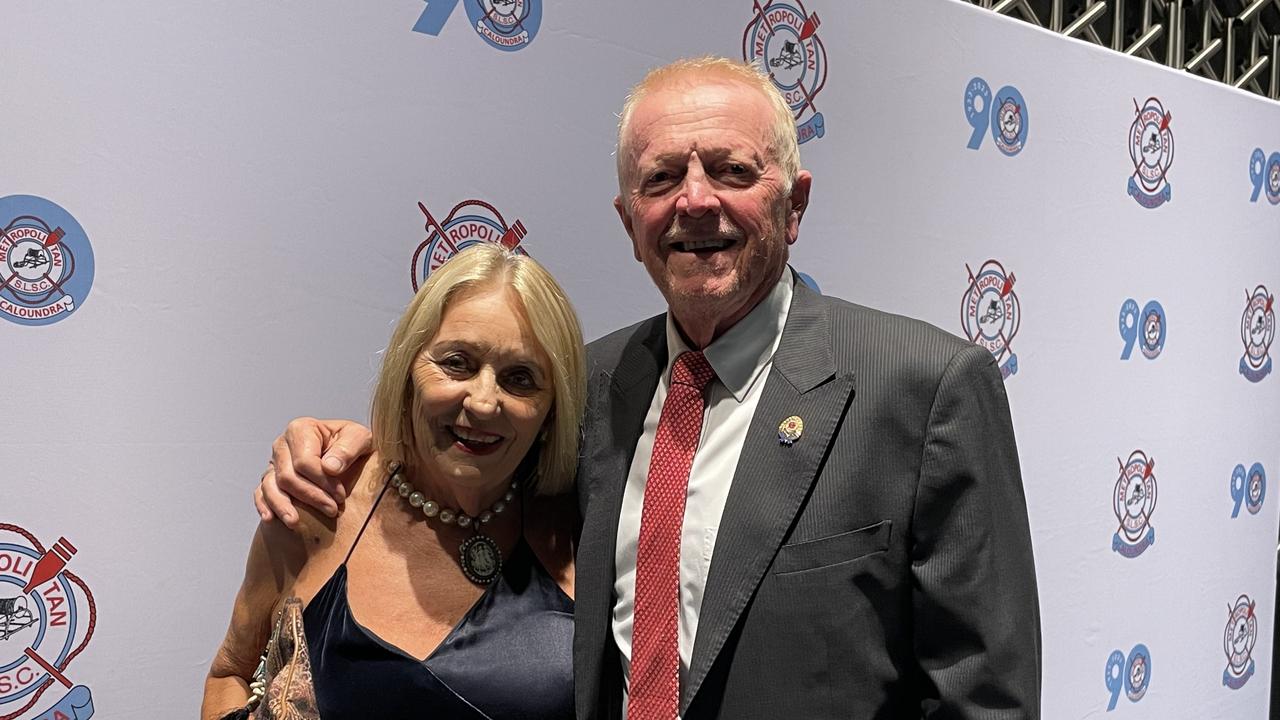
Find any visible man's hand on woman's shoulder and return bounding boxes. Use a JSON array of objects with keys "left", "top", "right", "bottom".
[{"left": 253, "top": 417, "right": 373, "bottom": 528}]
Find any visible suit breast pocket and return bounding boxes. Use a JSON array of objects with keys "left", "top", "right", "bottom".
[{"left": 771, "top": 520, "right": 892, "bottom": 576}]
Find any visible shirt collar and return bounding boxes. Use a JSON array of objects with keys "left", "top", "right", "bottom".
[{"left": 664, "top": 270, "right": 794, "bottom": 403}]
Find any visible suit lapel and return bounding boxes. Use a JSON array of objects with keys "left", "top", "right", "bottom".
[
  {"left": 682, "top": 283, "right": 856, "bottom": 712},
  {"left": 575, "top": 317, "right": 667, "bottom": 720}
]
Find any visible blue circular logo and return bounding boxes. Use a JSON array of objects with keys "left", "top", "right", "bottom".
[
  {"left": 1246, "top": 463, "right": 1266, "bottom": 515},
  {"left": 1267, "top": 152, "right": 1280, "bottom": 205},
  {"left": 1135, "top": 300, "right": 1167, "bottom": 359},
  {"left": 0, "top": 196, "right": 94, "bottom": 326},
  {"left": 990, "top": 85, "right": 1028, "bottom": 156},
  {"left": 1123, "top": 644, "right": 1152, "bottom": 702},
  {"left": 464, "top": 0, "right": 542, "bottom": 52}
]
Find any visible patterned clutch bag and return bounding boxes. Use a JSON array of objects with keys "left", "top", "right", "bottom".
[{"left": 220, "top": 596, "right": 320, "bottom": 720}]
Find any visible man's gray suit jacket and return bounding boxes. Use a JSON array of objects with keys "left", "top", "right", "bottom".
[{"left": 573, "top": 278, "right": 1042, "bottom": 719}]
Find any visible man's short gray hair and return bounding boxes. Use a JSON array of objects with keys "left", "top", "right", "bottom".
[{"left": 615, "top": 56, "right": 800, "bottom": 194}]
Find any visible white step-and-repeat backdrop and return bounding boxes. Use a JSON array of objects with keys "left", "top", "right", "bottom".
[{"left": 3, "top": 0, "right": 1277, "bottom": 717}]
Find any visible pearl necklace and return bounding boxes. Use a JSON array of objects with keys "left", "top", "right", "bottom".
[{"left": 387, "top": 462, "right": 517, "bottom": 585}]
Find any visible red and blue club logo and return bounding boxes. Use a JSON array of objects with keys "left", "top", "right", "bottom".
[
  {"left": 1112, "top": 451, "right": 1157, "bottom": 558},
  {"left": 0, "top": 524, "right": 96, "bottom": 719},
  {"left": 411, "top": 199, "right": 528, "bottom": 292},
  {"left": 0, "top": 196, "right": 94, "bottom": 327},
  {"left": 961, "top": 260, "right": 1020, "bottom": 379},
  {"left": 1239, "top": 285, "right": 1274, "bottom": 383},
  {"left": 1127, "top": 97, "right": 1174, "bottom": 209},
  {"left": 743, "top": 0, "right": 827, "bottom": 144},
  {"left": 1223, "top": 594, "right": 1258, "bottom": 690}
]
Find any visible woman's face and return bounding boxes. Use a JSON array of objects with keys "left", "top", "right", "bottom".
[{"left": 410, "top": 284, "right": 554, "bottom": 494}]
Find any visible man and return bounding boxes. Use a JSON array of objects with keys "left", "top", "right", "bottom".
[{"left": 257, "top": 57, "right": 1041, "bottom": 718}]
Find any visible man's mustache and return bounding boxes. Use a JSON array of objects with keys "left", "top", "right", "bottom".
[{"left": 663, "top": 218, "right": 745, "bottom": 244}]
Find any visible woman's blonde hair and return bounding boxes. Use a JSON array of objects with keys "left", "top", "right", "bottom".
[{"left": 370, "top": 244, "right": 585, "bottom": 495}]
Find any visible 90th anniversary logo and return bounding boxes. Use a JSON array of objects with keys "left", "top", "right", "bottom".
[
  {"left": 963, "top": 76, "right": 1028, "bottom": 156},
  {"left": 1104, "top": 643, "right": 1152, "bottom": 712},
  {"left": 743, "top": 0, "right": 827, "bottom": 144},
  {"left": 1230, "top": 463, "right": 1266, "bottom": 518},
  {"left": 961, "top": 260, "right": 1020, "bottom": 379},
  {"left": 1248, "top": 148, "right": 1280, "bottom": 204},
  {"left": 411, "top": 199, "right": 529, "bottom": 291},
  {"left": 413, "top": 0, "right": 542, "bottom": 51},
  {"left": 0, "top": 524, "right": 95, "bottom": 720},
  {"left": 0, "top": 196, "right": 94, "bottom": 327},
  {"left": 1118, "top": 298, "right": 1166, "bottom": 360}
]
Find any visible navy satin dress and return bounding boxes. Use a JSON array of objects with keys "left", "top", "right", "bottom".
[{"left": 302, "top": 494, "right": 575, "bottom": 720}]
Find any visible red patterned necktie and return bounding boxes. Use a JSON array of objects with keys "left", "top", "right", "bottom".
[{"left": 628, "top": 350, "right": 716, "bottom": 720}]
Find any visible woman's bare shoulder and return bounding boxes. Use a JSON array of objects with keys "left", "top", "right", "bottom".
[{"left": 285, "top": 454, "right": 385, "bottom": 561}]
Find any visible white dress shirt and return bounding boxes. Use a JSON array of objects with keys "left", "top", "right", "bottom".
[{"left": 612, "top": 272, "right": 793, "bottom": 712}]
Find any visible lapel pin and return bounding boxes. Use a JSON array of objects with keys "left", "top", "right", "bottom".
[{"left": 778, "top": 416, "right": 804, "bottom": 446}]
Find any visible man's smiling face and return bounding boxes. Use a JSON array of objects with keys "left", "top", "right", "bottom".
[{"left": 615, "top": 76, "right": 810, "bottom": 341}]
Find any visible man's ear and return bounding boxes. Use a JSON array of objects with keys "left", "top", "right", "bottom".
[
  {"left": 614, "top": 195, "right": 642, "bottom": 262},
  {"left": 785, "top": 170, "right": 813, "bottom": 246}
]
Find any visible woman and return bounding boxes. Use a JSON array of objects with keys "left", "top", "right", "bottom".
[{"left": 202, "top": 244, "right": 585, "bottom": 720}]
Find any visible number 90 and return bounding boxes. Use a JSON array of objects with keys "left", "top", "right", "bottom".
[
  {"left": 1119, "top": 299, "right": 1166, "bottom": 360},
  {"left": 964, "top": 77, "right": 1028, "bottom": 156},
  {"left": 1230, "top": 462, "right": 1266, "bottom": 518},
  {"left": 1249, "top": 149, "right": 1280, "bottom": 204},
  {"left": 1105, "top": 644, "right": 1151, "bottom": 711}
]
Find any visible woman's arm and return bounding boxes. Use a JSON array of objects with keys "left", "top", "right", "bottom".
[{"left": 201, "top": 519, "right": 308, "bottom": 720}]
